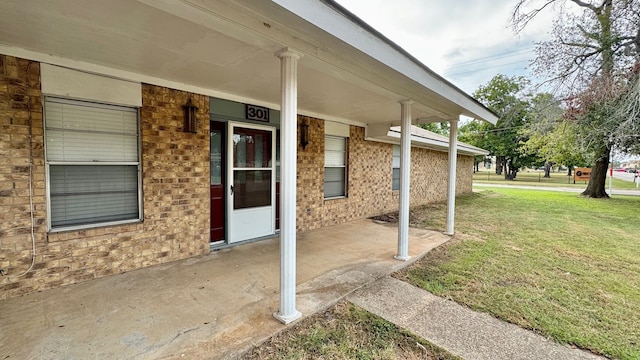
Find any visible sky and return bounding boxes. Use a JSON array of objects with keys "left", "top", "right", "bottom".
[
  {"left": 335, "top": 0, "right": 557, "bottom": 95},
  {"left": 334, "top": 1, "right": 640, "bottom": 162}
]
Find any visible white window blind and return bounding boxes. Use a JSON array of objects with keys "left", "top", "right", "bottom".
[
  {"left": 45, "top": 97, "right": 140, "bottom": 229},
  {"left": 392, "top": 145, "right": 400, "bottom": 190},
  {"left": 45, "top": 99, "right": 138, "bottom": 162},
  {"left": 324, "top": 136, "right": 346, "bottom": 198}
]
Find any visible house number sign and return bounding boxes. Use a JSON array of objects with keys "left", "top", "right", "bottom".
[{"left": 245, "top": 104, "right": 270, "bottom": 122}]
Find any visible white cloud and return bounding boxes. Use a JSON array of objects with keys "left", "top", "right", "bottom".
[{"left": 336, "top": 0, "right": 557, "bottom": 93}]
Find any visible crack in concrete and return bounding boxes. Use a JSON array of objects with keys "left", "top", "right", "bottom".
[{"left": 126, "top": 325, "right": 203, "bottom": 359}]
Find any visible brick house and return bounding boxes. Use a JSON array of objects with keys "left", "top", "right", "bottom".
[{"left": 0, "top": 0, "right": 496, "bottom": 322}]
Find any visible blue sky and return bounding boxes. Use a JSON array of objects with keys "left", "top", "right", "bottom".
[{"left": 335, "top": 0, "right": 555, "bottom": 95}]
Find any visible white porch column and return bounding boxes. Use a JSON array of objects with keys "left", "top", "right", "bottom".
[
  {"left": 445, "top": 118, "right": 459, "bottom": 235},
  {"left": 395, "top": 100, "right": 412, "bottom": 261},
  {"left": 274, "top": 48, "right": 302, "bottom": 324}
]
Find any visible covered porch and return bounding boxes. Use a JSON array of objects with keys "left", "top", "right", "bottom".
[
  {"left": 0, "top": 219, "right": 449, "bottom": 359},
  {"left": 0, "top": 0, "right": 498, "bottom": 321}
]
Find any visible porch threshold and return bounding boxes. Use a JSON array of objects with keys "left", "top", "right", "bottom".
[
  {"left": 0, "top": 219, "right": 450, "bottom": 359},
  {"left": 209, "top": 232, "right": 279, "bottom": 251}
]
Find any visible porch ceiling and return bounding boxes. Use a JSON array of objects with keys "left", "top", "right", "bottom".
[{"left": 0, "top": 0, "right": 497, "bottom": 125}]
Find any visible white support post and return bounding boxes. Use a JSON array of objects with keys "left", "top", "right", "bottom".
[
  {"left": 445, "top": 118, "right": 459, "bottom": 235},
  {"left": 395, "top": 100, "right": 412, "bottom": 261},
  {"left": 273, "top": 48, "right": 302, "bottom": 325}
]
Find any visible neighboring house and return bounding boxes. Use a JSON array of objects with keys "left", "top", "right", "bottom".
[{"left": 0, "top": 0, "right": 496, "bottom": 322}]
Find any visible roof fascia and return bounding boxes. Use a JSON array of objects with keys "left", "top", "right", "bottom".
[{"left": 271, "top": 0, "right": 498, "bottom": 124}]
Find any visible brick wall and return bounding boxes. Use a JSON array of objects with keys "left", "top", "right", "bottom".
[
  {"left": 139, "top": 84, "right": 210, "bottom": 262},
  {"left": 0, "top": 55, "right": 47, "bottom": 298},
  {"left": 296, "top": 116, "right": 325, "bottom": 231},
  {"left": 456, "top": 156, "right": 474, "bottom": 194},
  {"left": 296, "top": 116, "right": 475, "bottom": 232},
  {"left": 0, "top": 55, "right": 210, "bottom": 300}
]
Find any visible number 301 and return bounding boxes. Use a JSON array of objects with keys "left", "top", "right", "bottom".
[{"left": 246, "top": 104, "right": 269, "bottom": 122}]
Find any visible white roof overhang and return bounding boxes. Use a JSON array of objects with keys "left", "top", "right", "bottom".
[
  {"left": 0, "top": 0, "right": 498, "bottom": 126},
  {"left": 366, "top": 124, "right": 489, "bottom": 156}
]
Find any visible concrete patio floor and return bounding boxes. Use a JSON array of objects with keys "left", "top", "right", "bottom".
[{"left": 0, "top": 219, "right": 450, "bottom": 359}]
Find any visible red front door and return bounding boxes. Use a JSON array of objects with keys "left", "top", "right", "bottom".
[{"left": 210, "top": 121, "right": 225, "bottom": 242}]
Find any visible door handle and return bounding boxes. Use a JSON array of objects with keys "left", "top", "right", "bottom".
[{"left": 230, "top": 185, "right": 234, "bottom": 195}]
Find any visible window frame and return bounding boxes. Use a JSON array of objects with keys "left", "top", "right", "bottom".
[
  {"left": 44, "top": 96, "right": 143, "bottom": 232},
  {"left": 323, "top": 135, "right": 348, "bottom": 199},
  {"left": 392, "top": 145, "right": 401, "bottom": 191}
]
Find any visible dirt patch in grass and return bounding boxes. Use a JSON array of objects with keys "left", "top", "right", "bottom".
[
  {"left": 378, "top": 193, "right": 505, "bottom": 235},
  {"left": 370, "top": 202, "right": 448, "bottom": 230},
  {"left": 240, "top": 301, "right": 460, "bottom": 360},
  {"left": 370, "top": 210, "right": 424, "bottom": 227},
  {"left": 370, "top": 212, "right": 399, "bottom": 223}
]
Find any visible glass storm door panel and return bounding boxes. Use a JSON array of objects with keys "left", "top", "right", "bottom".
[
  {"left": 227, "top": 123, "right": 275, "bottom": 243},
  {"left": 210, "top": 121, "right": 225, "bottom": 242}
]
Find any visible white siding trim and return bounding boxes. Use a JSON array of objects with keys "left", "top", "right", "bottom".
[
  {"left": 41, "top": 64, "right": 141, "bottom": 107},
  {"left": 325, "top": 121, "right": 350, "bottom": 137}
]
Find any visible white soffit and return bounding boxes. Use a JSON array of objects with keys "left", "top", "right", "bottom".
[{"left": 366, "top": 124, "right": 489, "bottom": 156}]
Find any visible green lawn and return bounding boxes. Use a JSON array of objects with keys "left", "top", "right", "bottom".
[
  {"left": 241, "top": 301, "right": 460, "bottom": 360},
  {"left": 397, "top": 189, "right": 640, "bottom": 359},
  {"left": 474, "top": 170, "right": 639, "bottom": 189}
]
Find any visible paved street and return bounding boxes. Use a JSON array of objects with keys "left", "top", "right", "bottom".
[
  {"left": 613, "top": 170, "right": 640, "bottom": 186},
  {"left": 474, "top": 183, "right": 640, "bottom": 196}
]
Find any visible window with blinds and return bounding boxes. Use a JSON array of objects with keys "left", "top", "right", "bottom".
[
  {"left": 392, "top": 145, "right": 400, "bottom": 190},
  {"left": 44, "top": 97, "right": 141, "bottom": 230},
  {"left": 324, "top": 136, "right": 347, "bottom": 198}
]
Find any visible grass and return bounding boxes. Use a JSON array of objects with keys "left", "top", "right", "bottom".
[
  {"left": 473, "top": 170, "right": 639, "bottom": 189},
  {"left": 240, "top": 301, "right": 460, "bottom": 360},
  {"left": 395, "top": 188, "right": 640, "bottom": 359}
]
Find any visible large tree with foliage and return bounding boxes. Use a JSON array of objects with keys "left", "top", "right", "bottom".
[
  {"left": 512, "top": 0, "right": 640, "bottom": 197},
  {"left": 458, "top": 120, "right": 490, "bottom": 172},
  {"left": 418, "top": 122, "right": 449, "bottom": 136},
  {"left": 519, "top": 93, "right": 591, "bottom": 177},
  {"left": 463, "top": 74, "right": 537, "bottom": 179}
]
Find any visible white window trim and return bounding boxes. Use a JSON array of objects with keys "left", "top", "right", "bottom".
[
  {"left": 44, "top": 96, "right": 143, "bottom": 232},
  {"left": 324, "top": 135, "right": 347, "bottom": 199},
  {"left": 392, "top": 145, "right": 400, "bottom": 191}
]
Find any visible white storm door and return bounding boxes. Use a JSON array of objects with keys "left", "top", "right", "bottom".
[{"left": 227, "top": 122, "right": 276, "bottom": 243}]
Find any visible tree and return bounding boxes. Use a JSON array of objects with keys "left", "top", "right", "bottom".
[
  {"left": 459, "top": 120, "right": 491, "bottom": 173},
  {"left": 465, "top": 75, "right": 537, "bottom": 179},
  {"left": 564, "top": 73, "right": 637, "bottom": 194},
  {"left": 511, "top": 0, "right": 640, "bottom": 197},
  {"left": 614, "top": 67, "right": 640, "bottom": 154},
  {"left": 519, "top": 93, "right": 563, "bottom": 177},
  {"left": 519, "top": 93, "right": 591, "bottom": 177},
  {"left": 419, "top": 122, "right": 449, "bottom": 136}
]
